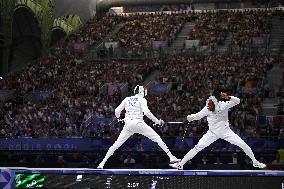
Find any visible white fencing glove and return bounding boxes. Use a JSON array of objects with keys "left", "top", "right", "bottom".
[
  {"left": 159, "top": 119, "right": 165, "bottom": 126},
  {"left": 115, "top": 114, "right": 120, "bottom": 119},
  {"left": 187, "top": 115, "right": 194, "bottom": 122},
  {"left": 155, "top": 119, "right": 164, "bottom": 127}
]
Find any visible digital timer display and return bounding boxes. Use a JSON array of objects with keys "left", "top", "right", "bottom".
[{"left": 14, "top": 174, "right": 284, "bottom": 189}]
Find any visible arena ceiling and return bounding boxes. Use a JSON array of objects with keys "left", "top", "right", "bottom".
[{"left": 53, "top": 0, "right": 96, "bottom": 22}]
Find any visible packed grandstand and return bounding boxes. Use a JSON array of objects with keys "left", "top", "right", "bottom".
[{"left": 0, "top": 1, "right": 284, "bottom": 170}]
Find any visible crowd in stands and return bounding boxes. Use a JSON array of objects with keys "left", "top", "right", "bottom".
[
  {"left": 188, "top": 10, "right": 272, "bottom": 47},
  {"left": 68, "top": 15, "right": 123, "bottom": 48},
  {"left": 122, "top": 4, "right": 194, "bottom": 13},
  {"left": 0, "top": 7, "right": 283, "bottom": 171},
  {"left": 229, "top": 10, "right": 271, "bottom": 47},
  {"left": 98, "top": 10, "right": 272, "bottom": 53},
  {"left": 109, "top": 13, "right": 186, "bottom": 50},
  {"left": 0, "top": 31, "right": 159, "bottom": 137},
  {"left": 272, "top": 55, "right": 284, "bottom": 115},
  {"left": 1, "top": 51, "right": 276, "bottom": 138},
  {"left": 151, "top": 53, "right": 274, "bottom": 138},
  {"left": 188, "top": 12, "right": 228, "bottom": 45},
  {"left": 0, "top": 9, "right": 281, "bottom": 140}
]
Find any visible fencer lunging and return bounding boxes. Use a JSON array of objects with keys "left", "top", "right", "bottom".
[
  {"left": 98, "top": 85, "right": 180, "bottom": 169},
  {"left": 170, "top": 92, "right": 266, "bottom": 169}
]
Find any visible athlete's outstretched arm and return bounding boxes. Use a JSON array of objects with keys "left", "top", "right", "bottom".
[
  {"left": 187, "top": 107, "right": 209, "bottom": 122},
  {"left": 141, "top": 98, "right": 160, "bottom": 124},
  {"left": 115, "top": 98, "right": 126, "bottom": 118}
]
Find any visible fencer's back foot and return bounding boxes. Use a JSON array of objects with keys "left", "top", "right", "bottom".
[
  {"left": 253, "top": 161, "right": 266, "bottom": 169},
  {"left": 169, "top": 162, "right": 183, "bottom": 170}
]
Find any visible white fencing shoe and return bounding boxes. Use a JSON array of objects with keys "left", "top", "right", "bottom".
[
  {"left": 253, "top": 161, "right": 266, "bottom": 169},
  {"left": 169, "top": 162, "right": 183, "bottom": 170},
  {"left": 97, "top": 163, "right": 104, "bottom": 169}
]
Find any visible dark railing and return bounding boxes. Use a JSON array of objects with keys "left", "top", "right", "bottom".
[
  {"left": 0, "top": 150, "right": 281, "bottom": 170},
  {"left": 0, "top": 136, "right": 282, "bottom": 152}
]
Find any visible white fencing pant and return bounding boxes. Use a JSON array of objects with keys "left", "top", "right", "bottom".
[
  {"left": 180, "top": 128, "right": 257, "bottom": 166},
  {"left": 99, "top": 119, "right": 175, "bottom": 166}
]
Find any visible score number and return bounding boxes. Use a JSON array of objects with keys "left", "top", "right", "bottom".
[{"left": 127, "top": 182, "right": 140, "bottom": 188}]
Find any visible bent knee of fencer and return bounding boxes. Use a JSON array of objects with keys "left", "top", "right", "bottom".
[{"left": 150, "top": 135, "right": 162, "bottom": 143}]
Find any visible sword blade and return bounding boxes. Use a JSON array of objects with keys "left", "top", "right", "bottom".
[{"left": 167, "top": 122, "right": 184, "bottom": 124}]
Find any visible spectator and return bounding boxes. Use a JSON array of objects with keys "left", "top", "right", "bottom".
[
  {"left": 202, "top": 155, "right": 208, "bottom": 164},
  {"left": 123, "top": 155, "right": 136, "bottom": 167},
  {"left": 230, "top": 153, "right": 238, "bottom": 164}
]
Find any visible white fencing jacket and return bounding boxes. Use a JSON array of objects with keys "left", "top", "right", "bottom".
[
  {"left": 115, "top": 94, "right": 160, "bottom": 124},
  {"left": 190, "top": 96, "right": 240, "bottom": 135}
]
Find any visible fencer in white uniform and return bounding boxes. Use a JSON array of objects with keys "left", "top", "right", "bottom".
[
  {"left": 98, "top": 85, "right": 180, "bottom": 169},
  {"left": 170, "top": 92, "right": 266, "bottom": 169}
]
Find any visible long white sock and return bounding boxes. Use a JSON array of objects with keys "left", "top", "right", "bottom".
[
  {"left": 156, "top": 138, "right": 175, "bottom": 159},
  {"left": 100, "top": 146, "right": 116, "bottom": 166},
  {"left": 239, "top": 143, "right": 257, "bottom": 162},
  {"left": 180, "top": 147, "right": 199, "bottom": 166}
]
